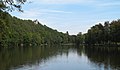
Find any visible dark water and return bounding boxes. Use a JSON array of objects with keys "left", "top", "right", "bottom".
[{"left": 0, "top": 45, "right": 120, "bottom": 70}]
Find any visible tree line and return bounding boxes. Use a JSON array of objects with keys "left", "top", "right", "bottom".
[
  {"left": 1, "top": 9, "right": 120, "bottom": 48},
  {"left": 84, "top": 20, "right": 120, "bottom": 45},
  {"left": 0, "top": 10, "right": 77, "bottom": 48},
  {"left": 1, "top": 0, "right": 120, "bottom": 47}
]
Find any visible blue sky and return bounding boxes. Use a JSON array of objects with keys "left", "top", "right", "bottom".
[{"left": 10, "top": 0, "right": 120, "bottom": 35}]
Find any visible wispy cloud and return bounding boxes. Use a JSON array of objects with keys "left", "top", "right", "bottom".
[
  {"left": 30, "top": 0, "right": 95, "bottom": 4},
  {"left": 11, "top": 0, "right": 120, "bottom": 34},
  {"left": 17, "top": 8, "right": 72, "bottom": 20},
  {"left": 41, "top": 9, "right": 72, "bottom": 13},
  {"left": 18, "top": 9, "right": 44, "bottom": 19},
  {"left": 97, "top": 2, "right": 120, "bottom": 7}
]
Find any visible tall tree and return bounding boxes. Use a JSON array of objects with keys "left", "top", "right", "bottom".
[{"left": 0, "top": 0, "right": 26, "bottom": 11}]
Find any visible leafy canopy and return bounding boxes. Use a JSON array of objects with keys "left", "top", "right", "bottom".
[{"left": 0, "top": 0, "right": 26, "bottom": 12}]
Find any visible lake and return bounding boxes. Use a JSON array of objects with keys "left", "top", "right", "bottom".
[{"left": 0, "top": 45, "right": 120, "bottom": 70}]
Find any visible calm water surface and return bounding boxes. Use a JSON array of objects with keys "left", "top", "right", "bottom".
[{"left": 0, "top": 45, "right": 120, "bottom": 70}]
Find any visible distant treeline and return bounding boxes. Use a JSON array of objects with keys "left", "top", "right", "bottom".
[
  {"left": 84, "top": 19, "right": 120, "bottom": 45},
  {"left": 0, "top": 10, "right": 78, "bottom": 48},
  {"left": 1, "top": 10, "right": 120, "bottom": 48}
]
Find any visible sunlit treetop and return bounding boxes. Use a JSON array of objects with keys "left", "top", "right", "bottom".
[{"left": 0, "top": 0, "right": 26, "bottom": 12}]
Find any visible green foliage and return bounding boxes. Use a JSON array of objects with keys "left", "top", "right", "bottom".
[
  {"left": 0, "top": 10, "right": 75, "bottom": 47},
  {"left": 84, "top": 19, "right": 120, "bottom": 45},
  {"left": 0, "top": 0, "right": 26, "bottom": 11},
  {"left": 76, "top": 32, "right": 84, "bottom": 45}
]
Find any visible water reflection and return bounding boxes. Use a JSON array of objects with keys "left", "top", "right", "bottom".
[
  {"left": 0, "top": 46, "right": 75, "bottom": 70},
  {"left": 0, "top": 45, "right": 120, "bottom": 70},
  {"left": 83, "top": 46, "right": 120, "bottom": 70}
]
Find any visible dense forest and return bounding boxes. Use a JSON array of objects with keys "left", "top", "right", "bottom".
[
  {"left": 0, "top": 10, "right": 78, "bottom": 48},
  {"left": 84, "top": 20, "right": 120, "bottom": 45},
  {"left": 1, "top": 10, "right": 120, "bottom": 48},
  {"left": 1, "top": 0, "right": 120, "bottom": 48}
]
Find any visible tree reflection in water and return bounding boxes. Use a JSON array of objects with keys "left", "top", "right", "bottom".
[
  {"left": 83, "top": 46, "right": 120, "bottom": 70},
  {"left": 0, "top": 45, "right": 120, "bottom": 70}
]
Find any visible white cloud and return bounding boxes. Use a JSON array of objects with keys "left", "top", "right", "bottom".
[
  {"left": 30, "top": 0, "right": 95, "bottom": 4},
  {"left": 41, "top": 9, "right": 72, "bottom": 13},
  {"left": 17, "top": 8, "right": 72, "bottom": 20},
  {"left": 97, "top": 2, "right": 120, "bottom": 7},
  {"left": 17, "top": 9, "right": 44, "bottom": 20},
  {"left": 11, "top": 0, "right": 120, "bottom": 35}
]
